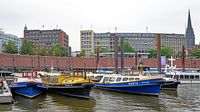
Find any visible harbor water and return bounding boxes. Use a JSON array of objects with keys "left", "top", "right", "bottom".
[{"left": 1, "top": 84, "right": 200, "bottom": 112}]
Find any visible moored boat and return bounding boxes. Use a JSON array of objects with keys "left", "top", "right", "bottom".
[
  {"left": 89, "top": 70, "right": 165, "bottom": 96},
  {"left": 10, "top": 72, "right": 47, "bottom": 98},
  {"left": 0, "top": 78, "right": 13, "bottom": 104},
  {"left": 143, "top": 71, "right": 180, "bottom": 90},
  {"left": 164, "top": 57, "right": 200, "bottom": 84},
  {"left": 161, "top": 77, "right": 180, "bottom": 90},
  {"left": 43, "top": 71, "right": 94, "bottom": 99}
]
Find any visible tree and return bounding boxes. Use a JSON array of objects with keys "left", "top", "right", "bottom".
[
  {"left": 51, "top": 44, "right": 67, "bottom": 57},
  {"left": 161, "top": 46, "right": 173, "bottom": 58},
  {"left": 175, "top": 51, "right": 182, "bottom": 58},
  {"left": 20, "top": 39, "right": 34, "bottom": 55},
  {"left": 80, "top": 50, "right": 86, "bottom": 57},
  {"left": 95, "top": 47, "right": 109, "bottom": 54},
  {"left": 119, "top": 41, "right": 135, "bottom": 53},
  {"left": 38, "top": 47, "right": 47, "bottom": 56},
  {"left": 190, "top": 48, "right": 200, "bottom": 58},
  {"left": 149, "top": 49, "right": 157, "bottom": 58},
  {"left": 2, "top": 40, "right": 18, "bottom": 54}
]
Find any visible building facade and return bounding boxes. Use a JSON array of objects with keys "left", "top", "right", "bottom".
[
  {"left": 0, "top": 30, "right": 22, "bottom": 53},
  {"left": 24, "top": 26, "right": 69, "bottom": 56},
  {"left": 80, "top": 30, "right": 186, "bottom": 56}
]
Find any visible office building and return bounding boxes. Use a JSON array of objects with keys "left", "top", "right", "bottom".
[
  {"left": 24, "top": 26, "right": 69, "bottom": 55},
  {"left": 80, "top": 30, "right": 186, "bottom": 56},
  {"left": 0, "top": 30, "right": 22, "bottom": 53}
]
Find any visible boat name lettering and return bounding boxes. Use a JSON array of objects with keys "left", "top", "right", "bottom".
[
  {"left": 128, "top": 82, "right": 139, "bottom": 85},
  {"left": 141, "top": 81, "right": 150, "bottom": 84}
]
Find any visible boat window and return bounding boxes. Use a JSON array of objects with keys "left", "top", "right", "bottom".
[
  {"left": 135, "top": 78, "right": 140, "bottom": 80},
  {"left": 109, "top": 77, "right": 116, "bottom": 82},
  {"left": 180, "top": 75, "right": 184, "bottom": 79},
  {"left": 195, "top": 75, "right": 199, "bottom": 79},
  {"left": 185, "top": 75, "right": 189, "bottom": 79},
  {"left": 116, "top": 77, "right": 122, "bottom": 82},
  {"left": 95, "top": 76, "right": 103, "bottom": 81},
  {"left": 103, "top": 77, "right": 109, "bottom": 82},
  {"left": 129, "top": 78, "right": 134, "bottom": 81},
  {"left": 122, "top": 77, "right": 128, "bottom": 81},
  {"left": 190, "top": 75, "right": 194, "bottom": 79}
]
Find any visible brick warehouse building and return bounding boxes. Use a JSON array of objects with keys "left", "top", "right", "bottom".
[
  {"left": 24, "top": 26, "right": 69, "bottom": 56},
  {"left": 0, "top": 53, "right": 200, "bottom": 72}
]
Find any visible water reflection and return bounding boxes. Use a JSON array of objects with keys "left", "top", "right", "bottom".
[
  {"left": 46, "top": 93, "right": 96, "bottom": 111},
  {"left": 92, "top": 89, "right": 162, "bottom": 111},
  {"left": 12, "top": 94, "right": 47, "bottom": 111},
  {"left": 161, "top": 90, "right": 178, "bottom": 97}
]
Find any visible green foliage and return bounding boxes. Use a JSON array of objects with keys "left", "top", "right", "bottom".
[
  {"left": 38, "top": 47, "right": 47, "bottom": 56},
  {"left": 190, "top": 48, "right": 200, "bottom": 58},
  {"left": 161, "top": 46, "right": 173, "bottom": 58},
  {"left": 95, "top": 47, "right": 109, "bottom": 54},
  {"left": 100, "top": 47, "right": 109, "bottom": 53},
  {"left": 80, "top": 50, "right": 86, "bottom": 57},
  {"left": 20, "top": 39, "right": 34, "bottom": 55},
  {"left": 2, "top": 40, "right": 18, "bottom": 54},
  {"left": 149, "top": 49, "right": 157, "bottom": 58},
  {"left": 119, "top": 41, "right": 135, "bottom": 53},
  {"left": 51, "top": 44, "right": 67, "bottom": 57},
  {"left": 175, "top": 51, "right": 182, "bottom": 58}
]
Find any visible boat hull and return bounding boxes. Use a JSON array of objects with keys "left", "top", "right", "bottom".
[
  {"left": 0, "top": 81, "right": 13, "bottom": 104},
  {"left": 161, "top": 81, "right": 180, "bottom": 90},
  {"left": 47, "top": 83, "right": 94, "bottom": 99},
  {"left": 10, "top": 82, "right": 47, "bottom": 98},
  {"left": 95, "top": 79, "right": 164, "bottom": 96}
]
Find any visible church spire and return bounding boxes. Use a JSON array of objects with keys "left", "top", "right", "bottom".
[
  {"left": 187, "top": 10, "right": 192, "bottom": 28},
  {"left": 185, "top": 10, "right": 195, "bottom": 49},
  {"left": 24, "top": 24, "right": 27, "bottom": 31}
]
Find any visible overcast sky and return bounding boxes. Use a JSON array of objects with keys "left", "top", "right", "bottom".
[{"left": 0, "top": 0, "right": 200, "bottom": 51}]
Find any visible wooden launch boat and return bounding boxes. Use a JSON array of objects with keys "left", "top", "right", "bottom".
[
  {"left": 10, "top": 72, "right": 47, "bottom": 98},
  {"left": 43, "top": 71, "right": 94, "bottom": 99}
]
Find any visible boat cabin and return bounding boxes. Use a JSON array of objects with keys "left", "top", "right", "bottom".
[
  {"left": 95, "top": 74, "right": 145, "bottom": 84},
  {"left": 167, "top": 72, "right": 200, "bottom": 81}
]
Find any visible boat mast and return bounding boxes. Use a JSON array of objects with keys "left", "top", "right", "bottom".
[{"left": 169, "top": 56, "right": 176, "bottom": 71}]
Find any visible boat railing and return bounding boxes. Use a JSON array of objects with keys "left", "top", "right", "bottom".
[
  {"left": 18, "top": 72, "right": 40, "bottom": 79},
  {"left": 121, "top": 70, "right": 143, "bottom": 76}
]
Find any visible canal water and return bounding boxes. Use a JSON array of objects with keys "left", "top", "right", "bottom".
[{"left": 1, "top": 84, "right": 200, "bottom": 112}]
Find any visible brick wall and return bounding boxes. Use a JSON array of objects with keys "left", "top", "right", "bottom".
[{"left": 0, "top": 53, "right": 200, "bottom": 70}]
